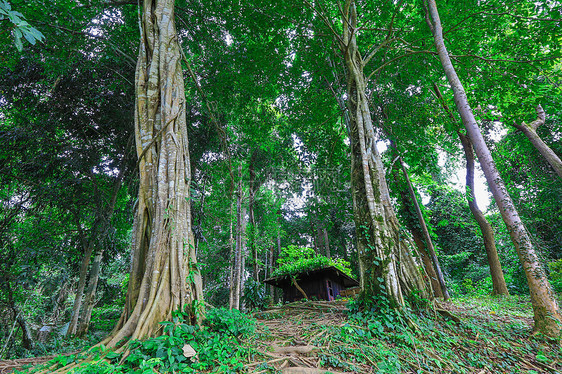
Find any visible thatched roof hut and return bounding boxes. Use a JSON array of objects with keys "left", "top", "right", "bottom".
[{"left": 263, "top": 266, "right": 359, "bottom": 303}]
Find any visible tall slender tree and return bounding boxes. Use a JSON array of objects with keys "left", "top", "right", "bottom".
[
  {"left": 512, "top": 105, "right": 562, "bottom": 179},
  {"left": 432, "top": 83, "right": 509, "bottom": 296},
  {"left": 424, "top": 0, "right": 561, "bottom": 336}
]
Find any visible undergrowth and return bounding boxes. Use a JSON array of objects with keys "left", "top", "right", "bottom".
[
  {"left": 310, "top": 295, "right": 561, "bottom": 373},
  {"left": 22, "top": 308, "right": 261, "bottom": 374},
  {"left": 18, "top": 296, "right": 562, "bottom": 373}
]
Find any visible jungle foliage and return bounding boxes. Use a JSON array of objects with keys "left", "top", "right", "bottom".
[{"left": 0, "top": 0, "right": 560, "bottom": 370}]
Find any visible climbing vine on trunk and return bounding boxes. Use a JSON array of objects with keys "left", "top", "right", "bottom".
[
  {"left": 341, "top": 0, "right": 431, "bottom": 307},
  {"left": 101, "top": 0, "right": 203, "bottom": 347}
]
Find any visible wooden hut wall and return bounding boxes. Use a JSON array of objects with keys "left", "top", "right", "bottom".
[
  {"left": 328, "top": 277, "right": 344, "bottom": 300},
  {"left": 282, "top": 275, "right": 347, "bottom": 302}
]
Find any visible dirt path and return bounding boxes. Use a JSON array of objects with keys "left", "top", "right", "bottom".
[{"left": 248, "top": 300, "right": 363, "bottom": 374}]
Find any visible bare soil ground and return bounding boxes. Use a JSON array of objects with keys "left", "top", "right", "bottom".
[{"left": 248, "top": 300, "right": 356, "bottom": 373}]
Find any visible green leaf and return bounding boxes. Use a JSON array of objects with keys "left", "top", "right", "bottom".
[
  {"left": 105, "top": 352, "right": 121, "bottom": 360},
  {"left": 23, "top": 31, "right": 36, "bottom": 45}
]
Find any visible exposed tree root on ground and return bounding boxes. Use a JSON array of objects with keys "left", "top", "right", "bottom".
[
  {"left": 0, "top": 351, "right": 78, "bottom": 374},
  {"left": 248, "top": 300, "right": 355, "bottom": 373},
  {"left": 248, "top": 299, "right": 561, "bottom": 373},
  {"left": 4, "top": 297, "right": 562, "bottom": 373}
]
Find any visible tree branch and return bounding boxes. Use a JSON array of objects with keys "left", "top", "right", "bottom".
[
  {"left": 302, "top": 0, "right": 345, "bottom": 50},
  {"left": 450, "top": 53, "right": 561, "bottom": 64},
  {"left": 441, "top": 1, "right": 521, "bottom": 36},
  {"left": 366, "top": 50, "right": 437, "bottom": 82},
  {"left": 513, "top": 105, "right": 546, "bottom": 132},
  {"left": 77, "top": 0, "right": 137, "bottom": 8},
  {"left": 38, "top": 22, "right": 136, "bottom": 67},
  {"left": 483, "top": 12, "right": 561, "bottom": 22}
]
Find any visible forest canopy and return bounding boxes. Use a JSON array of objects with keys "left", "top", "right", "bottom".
[{"left": 0, "top": 0, "right": 561, "bottom": 371}]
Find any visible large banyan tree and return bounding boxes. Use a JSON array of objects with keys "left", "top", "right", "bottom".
[
  {"left": 337, "top": 0, "right": 433, "bottom": 305},
  {"left": 102, "top": 0, "right": 203, "bottom": 347}
]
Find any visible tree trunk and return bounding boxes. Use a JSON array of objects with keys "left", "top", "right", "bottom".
[
  {"left": 432, "top": 82, "right": 510, "bottom": 296},
  {"left": 410, "top": 227, "right": 443, "bottom": 298},
  {"left": 342, "top": 1, "right": 431, "bottom": 306},
  {"left": 101, "top": 0, "right": 203, "bottom": 346},
  {"left": 231, "top": 165, "right": 243, "bottom": 310},
  {"left": 66, "top": 236, "right": 93, "bottom": 337},
  {"left": 399, "top": 159, "right": 449, "bottom": 300},
  {"left": 229, "top": 200, "right": 235, "bottom": 309},
  {"left": 268, "top": 245, "right": 274, "bottom": 298},
  {"left": 458, "top": 132, "right": 510, "bottom": 296},
  {"left": 76, "top": 249, "right": 103, "bottom": 337},
  {"left": 274, "top": 220, "right": 282, "bottom": 303},
  {"left": 5, "top": 282, "right": 33, "bottom": 350},
  {"left": 240, "top": 204, "right": 247, "bottom": 306},
  {"left": 425, "top": 0, "right": 561, "bottom": 337},
  {"left": 249, "top": 152, "right": 259, "bottom": 280},
  {"left": 14, "top": 306, "right": 33, "bottom": 350},
  {"left": 512, "top": 105, "right": 562, "bottom": 179},
  {"left": 323, "top": 227, "right": 330, "bottom": 258},
  {"left": 391, "top": 162, "right": 444, "bottom": 299},
  {"left": 313, "top": 225, "right": 320, "bottom": 253}
]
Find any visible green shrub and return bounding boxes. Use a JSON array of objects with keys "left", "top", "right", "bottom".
[
  {"left": 52, "top": 308, "right": 258, "bottom": 373},
  {"left": 242, "top": 278, "right": 269, "bottom": 310},
  {"left": 271, "top": 245, "right": 352, "bottom": 278},
  {"left": 204, "top": 307, "right": 257, "bottom": 338}
]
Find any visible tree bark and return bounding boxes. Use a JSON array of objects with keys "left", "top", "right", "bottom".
[
  {"left": 275, "top": 219, "right": 282, "bottom": 302},
  {"left": 291, "top": 277, "right": 309, "bottom": 300},
  {"left": 231, "top": 164, "right": 243, "bottom": 310},
  {"left": 392, "top": 160, "right": 446, "bottom": 299},
  {"left": 313, "top": 226, "right": 320, "bottom": 253},
  {"left": 76, "top": 249, "right": 103, "bottom": 336},
  {"left": 5, "top": 281, "right": 33, "bottom": 350},
  {"left": 66, "top": 238, "right": 93, "bottom": 337},
  {"left": 458, "top": 132, "right": 510, "bottom": 296},
  {"left": 268, "top": 245, "right": 274, "bottom": 298},
  {"left": 240, "top": 204, "right": 247, "bottom": 305},
  {"left": 323, "top": 227, "right": 330, "bottom": 258},
  {"left": 513, "top": 105, "right": 562, "bottom": 179},
  {"left": 342, "top": 0, "right": 432, "bottom": 306},
  {"left": 425, "top": 0, "right": 561, "bottom": 337},
  {"left": 229, "top": 200, "right": 235, "bottom": 309},
  {"left": 432, "top": 82, "right": 509, "bottom": 296},
  {"left": 249, "top": 152, "right": 259, "bottom": 280},
  {"left": 101, "top": 0, "right": 203, "bottom": 346}
]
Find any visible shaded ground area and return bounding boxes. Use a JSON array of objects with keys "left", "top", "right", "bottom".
[
  {"left": 249, "top": 300, "right": 356, "bottom": 373},
  {"left": 3, "top": 296, "right": 561, "bottom": 373},
  {"left": 247, "top": 297, "right": 560, "bottom": 373}
]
